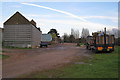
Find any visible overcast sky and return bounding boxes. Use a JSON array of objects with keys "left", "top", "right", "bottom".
[{"left": 1, "top": 2, "right": 118, "bottom": 37}]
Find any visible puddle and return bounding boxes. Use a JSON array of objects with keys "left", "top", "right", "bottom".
[
  {"left": 76, "top": 47, "right": 80, "bottom": 48},
  {"left": 75, "top": 62, "right": 92, "bottom": 66},
  {"left": 89, "top": 64, "right": 92, "bottom": 66},
  {"left": 57, "top": 47, "right": 68, "bottom": 50},
  {"left": 49, "top": 47, "right": 71, "bottom": 50}
]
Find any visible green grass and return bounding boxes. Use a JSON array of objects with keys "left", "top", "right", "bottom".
[
  {"left": 0, "top": 54, "right": 9, "bottom": 59},
  {"left": 76, "top": 43, "right": 85, "bottom": 46},
  {"left": 80, "top": 43, "right": 85, "bottom": 45},
  {"left": 3, "top": 46, "right": 32, "bottom": 49},
  {"left": 20, "top": 46, "right": 119, "bottom": 78},
  {"left": 0, "top": 50, "right": 9, "bottom": 53}
]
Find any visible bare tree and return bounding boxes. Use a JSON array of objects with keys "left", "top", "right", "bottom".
[
  {"left": 81, "top": 28, "right": 89, "bottom": 38},
  {"left": 63, "top": 33, "right": 69, "bottom": 42},
  {"left": 71, "top": 28, "right": 80, "bottom": 39},
  {"left": 106, "top": 28, "right": 118, "bottom": 38},
  {"left": 69, "top": 35, "right": 75, "bottom": 43}
]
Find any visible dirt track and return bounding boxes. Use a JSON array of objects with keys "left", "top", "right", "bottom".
[{"left": 2, "top": 43, "right": 92, "bottom": 78}]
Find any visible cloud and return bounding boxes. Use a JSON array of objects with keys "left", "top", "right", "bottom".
[
  {"left": 81, "top": 16, "right": 118, "bottom": 23},
  {"left": 1, "top": 0, "right": 119, "bottom": 2},
  {"left": 22, "top": 3, "right": 118, "bottom": 24},
  {"left": 0, "top": 21, "right": 4, "bottom": 28},
  {"left": 33, "top": 19, "right": 117, "bottom": 36},
  {"left": 22, "top": 3, "right": 88, "bottom": 22},
  {"left": 81, "top": 16, "right": 117, "bottom": 20},
  {"left": 25, "top": 14, "right": 66, "bottom": 18},
  {"left": 25, "top": 14, "right": 118, "bottom": 24},
  {"left": 111, "top": 20, "right": 118, "bottom": 23},
  {"left": 21, "top": 3, "right": 117, "bottom": 36}
]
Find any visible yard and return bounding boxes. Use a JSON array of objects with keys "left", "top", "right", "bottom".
[
  {"left": 20, "top": 46, "right": 119, "bottom": 78},
  {"left": 2, "top": 44, "right": 119, "bottom": 78}
]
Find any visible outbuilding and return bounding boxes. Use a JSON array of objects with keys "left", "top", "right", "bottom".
[{"left": 3, "top": 11, "right": 42, "bottom": 48}]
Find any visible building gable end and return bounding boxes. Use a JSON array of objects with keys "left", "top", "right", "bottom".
[{"left": 4, "top": 12, "right": 30, "bottom": 25}]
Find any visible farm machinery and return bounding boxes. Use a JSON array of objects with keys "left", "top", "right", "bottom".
[{"left": 86, "top": 28, "right": 115, "bottom": 52}]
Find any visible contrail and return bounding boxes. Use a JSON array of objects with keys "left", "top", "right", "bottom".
[{"left": 22, "top": 3, "right": 88, "bottom": 22}]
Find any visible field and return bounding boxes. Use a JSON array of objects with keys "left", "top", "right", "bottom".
[{"left": 21, "top": 46, "right": 119, "bottom": 78}]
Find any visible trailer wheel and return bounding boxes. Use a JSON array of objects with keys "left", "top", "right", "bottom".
[
  {"left": 92, "top": 49, "right": 98, "bottom": 53},
  {"left": 88, "top": 47, "right": 91, "bottom": 50},
  {"left": 95, "top": 50, "right": 98, "bottom": 53},
  {"left": 86, "top": 46, "right": 88, "bottom": 49},
  {"left": 92, "top": 49, "right": 94, "bottom": 53},
  {"left": 40, "top": 45, "right": 42, "bottom": 48}
]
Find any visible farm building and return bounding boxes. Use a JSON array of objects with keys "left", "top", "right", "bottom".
[
  {"left": 0, "top": 28, "right": 2, "bottom": 38},
  {"left": 0, "top": 28, "right": 3, "bottom": 44},
  {"left": 3, "top": 11, "right": 42, "bottom": 48},
  {"left": 0, "top": 28, "right": 2, "bottom": 32},
  {"left": 42, "top": 34, "right": 52, "bottom": 43}
]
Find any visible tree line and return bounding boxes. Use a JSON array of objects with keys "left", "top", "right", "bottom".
[
  {"left": 48, "top": 28, "right": 120, "bottom": 46},
  {"left": 62, "top": 28, "right": 89, "bottom": 43}
]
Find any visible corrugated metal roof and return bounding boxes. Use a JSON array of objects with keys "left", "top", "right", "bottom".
[{"left": 42, "top": 34, "right": 52, "bottom": 42}]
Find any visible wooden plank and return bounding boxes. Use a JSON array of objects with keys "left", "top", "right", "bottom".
[
  {"left": 109, "top": 36, "right": 112, "bottom": 44},
  {"left": 106, "top": 35, "right": 109, "bottom": 44},
  {"left": 112, "top": 35, "right": 114, "bottom": 44},
  {"left": 102, "top": 35, "right": 104, "bottom": 44},
  {"left": 96, "top": 36, "right": 99, "bottom": 44}
]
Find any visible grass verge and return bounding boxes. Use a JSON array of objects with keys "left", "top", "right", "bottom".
[
  {"left": 3, "top": 46, "right": 32, "bottom": 49},
  {"left": 0, "top": 50, "right": 9, "bottom": 53},
  {"left": 20, "top": 46, "right": 119, "bottom": 78},
  {"left": 0, "top": 54, "right": 9, "bottom": 60}
]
